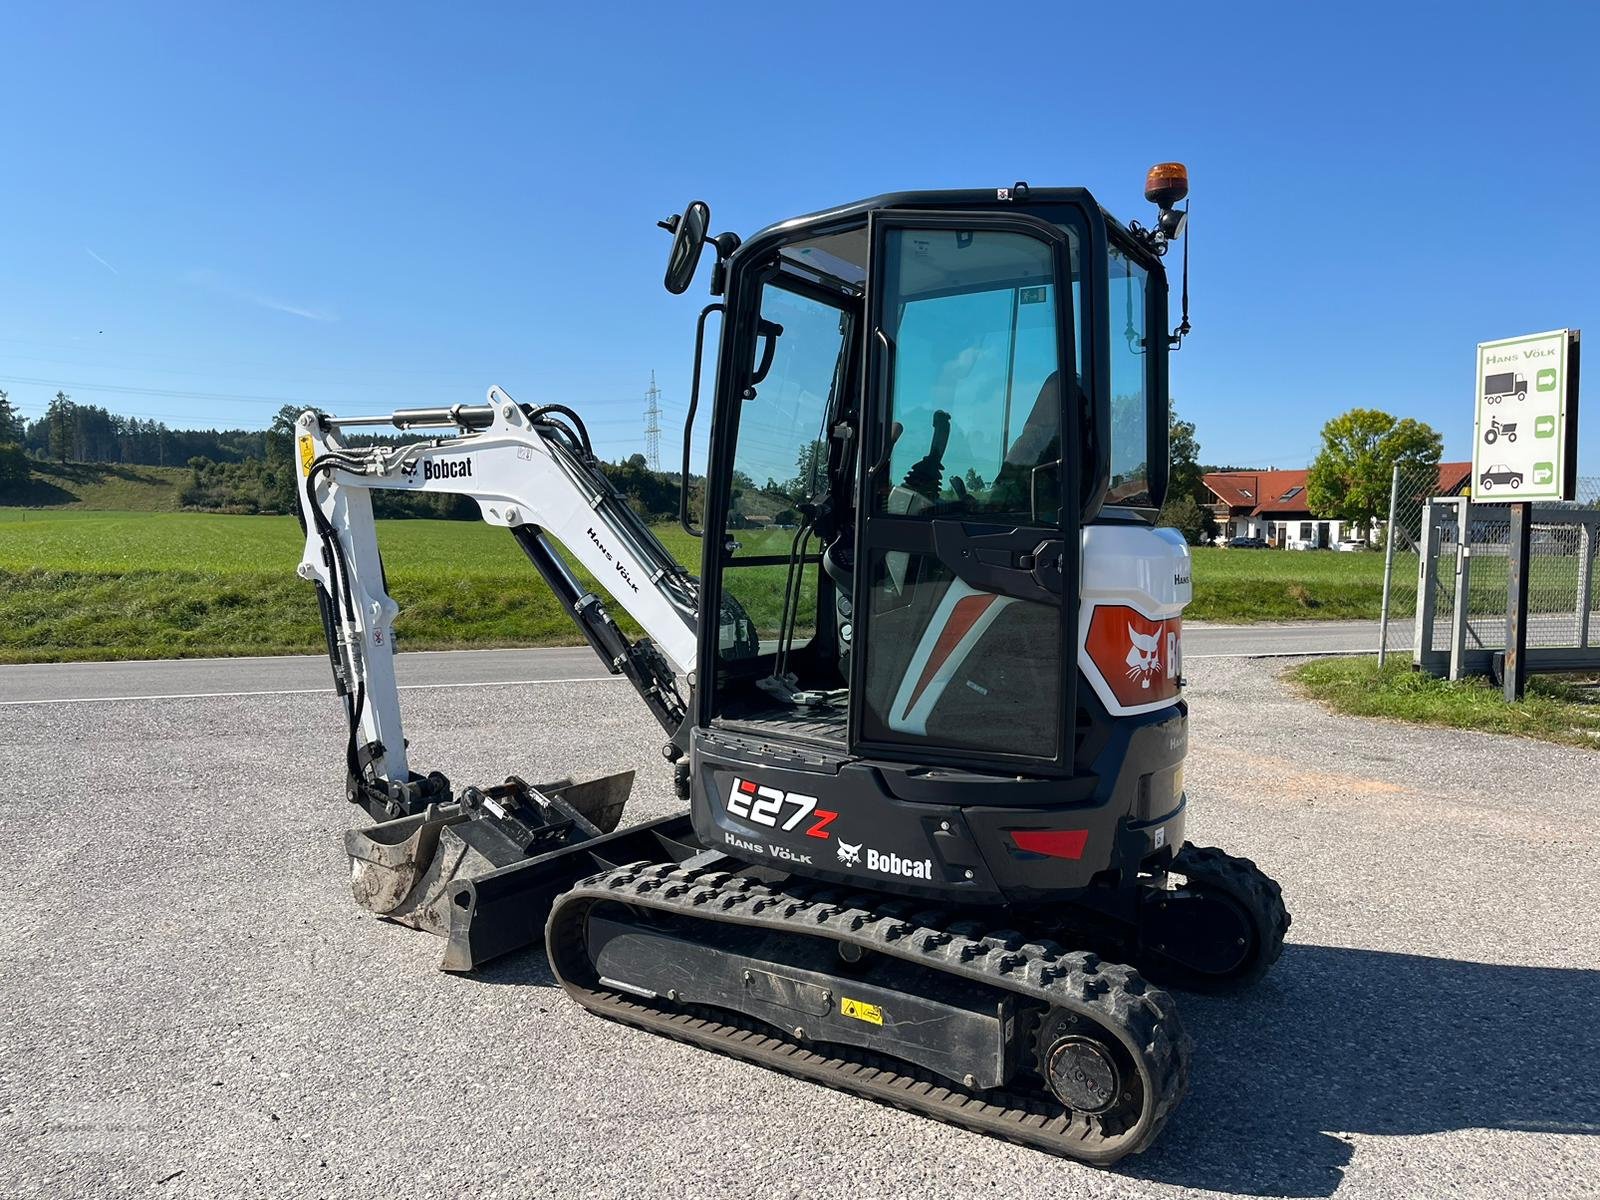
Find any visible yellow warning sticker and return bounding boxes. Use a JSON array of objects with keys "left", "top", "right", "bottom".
[
  {"left": 840, "top": 997, "right": 883, "bottom": 1025},
  {"left": 298, "top": 436, "right": 315, "bottom": 477}
]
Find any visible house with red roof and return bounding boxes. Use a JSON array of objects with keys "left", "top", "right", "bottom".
[{"left": 1203, "top": 463, "right": 1472, "bottom": 548}]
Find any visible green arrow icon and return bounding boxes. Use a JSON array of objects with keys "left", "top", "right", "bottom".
[{"left": 1537, "top": 368, "right": 1558, "bottom": 392}]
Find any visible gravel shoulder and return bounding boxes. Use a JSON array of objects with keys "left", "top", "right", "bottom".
[{"left": 1, "top": 657, "right": 1596, "bottom": 1199}]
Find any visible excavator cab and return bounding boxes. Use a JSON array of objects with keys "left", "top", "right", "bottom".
[
  {"left": 667, "top": 184, "right": 1196, "bottom": 907},
  {"left": 689, "top": 195, "right": 1154, "bottom": 757}
]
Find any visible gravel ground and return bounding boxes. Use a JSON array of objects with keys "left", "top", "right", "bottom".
[{"left": 1, "top": 656, "right": 1597, "bottom": 1199}]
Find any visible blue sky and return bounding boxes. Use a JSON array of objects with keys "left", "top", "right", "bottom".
[{"left": 2, "top": 1, "right": 1596, "bottom": 477}]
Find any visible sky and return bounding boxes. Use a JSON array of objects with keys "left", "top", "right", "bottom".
[{"left": 1, "top": 1, "right": 1597, "bottom": 478}]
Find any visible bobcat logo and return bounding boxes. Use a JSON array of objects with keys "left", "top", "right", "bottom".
[
  {"left": 836, "top": 841, "right": 862, "bottom": 867},
  {"left": 1126, "top": 627, "right": 1162, "bottom": 689},
  {"left": 399, "top": 459, "right": 419, "bottom": 480}
]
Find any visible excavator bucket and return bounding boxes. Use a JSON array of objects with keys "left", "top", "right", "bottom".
[{"left": 343, "top": 771, "right": 697, "bottom": 972}]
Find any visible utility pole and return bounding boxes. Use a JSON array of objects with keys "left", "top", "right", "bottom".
[{"left": 644, "top": 371, "right": 663, "bottom": 471}]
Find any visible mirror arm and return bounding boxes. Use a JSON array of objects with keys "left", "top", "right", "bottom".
[
  {"left": 1168, "top": 207, "right": 1191, "bottom": 348},
  {"left": 707, "top": 233, "right": 741, "bottom": 297}
]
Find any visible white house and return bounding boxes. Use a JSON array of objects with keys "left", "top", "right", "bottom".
[{"left": 1203, "top": 464, "right": 1471, "bottom": 548}]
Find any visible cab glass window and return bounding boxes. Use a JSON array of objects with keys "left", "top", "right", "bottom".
[
  {"left": 718, "top": 282, "right": 849, "bottom": 660},
  {"left": 1107, "top": 244, "right": 1151, "bottom": 506},
  {"left": 877, "top": 229, "right": 1063, "bottom": 522}
]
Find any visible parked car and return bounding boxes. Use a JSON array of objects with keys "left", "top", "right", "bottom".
[
  {"left": 1335, "top": 539, "right": 1366, "bottom": 552},
  {"left": 1226, "top": 536, "right": 1269, "bottom": 549},
  {"left": 1479, "top": 464, "right": 1524, "bottom": 491}
]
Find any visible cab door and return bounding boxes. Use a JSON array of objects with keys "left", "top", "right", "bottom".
[{"left": 850, "top": 211, "right": 1080, "bottom": 772}]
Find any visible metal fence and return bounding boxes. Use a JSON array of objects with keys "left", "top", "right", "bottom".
[
  {"left": 1377, "top": 465, "right": 1464, "bottom": 661},
  {"left": 1379, "top": 471, "right": 1599, "bottom": 665},
  {"left": 1406, "top": 490, "right": 1600, "bottom": 678}
]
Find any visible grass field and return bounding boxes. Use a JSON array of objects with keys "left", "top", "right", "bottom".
[
  {"left": 4, "top": 462, "right": 190, "bottom": 511},
  {"left": 1181, "top": 543, "right": 1396, "bottom": 621},
  {"left": 0, "top": 508, "right": 1399, "bottom": 662},
  {"left": 1293, "top": 657, "right": 1600, "bottom": 749}
]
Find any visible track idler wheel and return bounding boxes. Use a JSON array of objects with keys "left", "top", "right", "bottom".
[
  {"left": 1136, "top": 843, "right": 1290, "bottom": 992},
  {"left": 1034, "top": 1007, "right": 1149, "bottom": 1139}
]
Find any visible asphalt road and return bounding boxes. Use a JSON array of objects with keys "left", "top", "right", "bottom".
[
  {"left": 0, "top": 621, "right": 1384, "bottom": 706},
  {"left": 2, "top": 652, "right": 1596, "bottom": 1198}
]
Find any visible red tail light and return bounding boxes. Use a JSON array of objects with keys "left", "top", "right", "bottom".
[{"left": 1010, "top": 829, "right": 1089, "bottom": 860}]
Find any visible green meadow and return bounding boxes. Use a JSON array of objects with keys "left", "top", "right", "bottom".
[{"left": 0, "top": 508, "right": 1397, "bottom": 662}]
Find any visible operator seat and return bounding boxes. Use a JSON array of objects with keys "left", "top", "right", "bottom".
[
  {"left": 989, "top": 371, "right": 1063, "bottom": 516},
  {"left": 1004, "top": 370, "right": 1061, "bottom": 471}
]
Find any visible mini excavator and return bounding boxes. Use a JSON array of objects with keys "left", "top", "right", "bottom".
[{"left": 293, "top": 165, "right": 1288, "bottom": 1165}]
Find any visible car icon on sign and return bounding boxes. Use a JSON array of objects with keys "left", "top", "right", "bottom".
[{"left": 1479, "top": 464, "right": 1523, "bottom": 491}]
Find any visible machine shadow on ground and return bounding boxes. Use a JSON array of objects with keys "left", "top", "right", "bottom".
[
  {"left": 1132, "top": 943, "right": 1600, "bottom": 1196},
  {"left": 476, "top": 941, "right": 1598, "bottom": 1196}
]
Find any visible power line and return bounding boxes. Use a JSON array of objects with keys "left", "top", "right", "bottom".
[{"left": 0, "top": 373, "right": 315, "bottom": 408}]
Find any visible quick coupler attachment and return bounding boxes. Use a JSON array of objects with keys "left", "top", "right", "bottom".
[
  {"left": 347, "top": 766, "right": 451, "bottom": 822},
  {"left": 344, "top": 772, "right": 638, "bottom": 972}
]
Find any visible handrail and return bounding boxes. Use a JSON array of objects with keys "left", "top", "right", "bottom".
[{"left": 680, "top": 303, "right": 724, "bottom": 538}]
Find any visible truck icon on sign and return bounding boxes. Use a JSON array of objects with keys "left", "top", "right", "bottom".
[{"left": 1483, "top": 372, "right": 1528, "bottom": 404}]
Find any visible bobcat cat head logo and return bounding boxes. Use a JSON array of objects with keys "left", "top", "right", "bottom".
[
  {"left": 399, "top": 459, "right": 419, "bottom": 480},
  {"left": 1125, "top": 628, "right": 1162, "bottom": 688},
  {"left": 836, "top": 841, "right": 862, "bottom": 867}
]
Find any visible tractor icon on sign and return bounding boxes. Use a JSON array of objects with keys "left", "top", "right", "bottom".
[
  {"left": 1483, "top": 416, "right": 1517, "bottom": 445},
  {"left": 1483, "top": 372, "right": 1528, "bottom": 404}
]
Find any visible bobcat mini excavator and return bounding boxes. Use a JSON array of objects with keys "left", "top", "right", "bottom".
[{"left": 293, "top": 165, "right": 1288, "bottom": 1165}]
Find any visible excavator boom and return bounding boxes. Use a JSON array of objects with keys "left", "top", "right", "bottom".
[{"left": 294, "top": 387, "right": 716, "bottom": 810}]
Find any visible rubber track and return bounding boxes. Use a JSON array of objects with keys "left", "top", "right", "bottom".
[
  {"left": 1171, "top": 843, "right": 1291, "bottom": 987},
  {"left": 546, "top": 861, "right": 1191, "bottom": 1165}
]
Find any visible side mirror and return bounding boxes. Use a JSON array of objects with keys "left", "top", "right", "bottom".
[{"left": 661, "top": 200, "right": 710, "bottom": 295}]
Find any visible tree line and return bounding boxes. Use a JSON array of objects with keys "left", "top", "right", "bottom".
[
  {"left": 0, "top": 389, "right": 1450, "bottom": 539},
  {"left": 2, "top": 390, "right": 291, "bottom": 467},
  {"left": 0, "top": 393, "right": 688, "bottom": 521}
]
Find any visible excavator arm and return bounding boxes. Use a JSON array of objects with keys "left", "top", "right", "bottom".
[{"left": 293, "top": 386, "right": 710, "bottom": 819}]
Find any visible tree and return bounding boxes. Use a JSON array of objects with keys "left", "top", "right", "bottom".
[
  {"left": 1167, "top": 407, "right": 1202, "bottom": 504},
  {"left": 0, "top": 390, "right": 21, "bottom": 442},
  {"left": 1307, "top": 408, "right": 1441, "bottom": 543},
  {"left": 1157, "top": 493, "right": 1211, "bottom": 545},
  {"left": 787, "top": 439, "right": 827, "bottom": 502},
  {"left": 46, "top": 391, "right": 74, "bottom": 462},
  {"left": 0, "top": 442, "right": 29, "bottom": 497},
  {"left": 1156, "top": 404, "right": 1217, "bottom": 543}
]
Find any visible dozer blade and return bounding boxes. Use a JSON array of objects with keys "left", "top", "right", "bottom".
[{"left": 343, "top": 770, "right": 701, "bottom": 973}]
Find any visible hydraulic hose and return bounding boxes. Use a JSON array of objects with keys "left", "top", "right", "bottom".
[
  {"left": 304, "top": 456, "right": 369, "bottom": 783},
  {"left": 526, "top": 404, "right": 594, "bottom": 460}
]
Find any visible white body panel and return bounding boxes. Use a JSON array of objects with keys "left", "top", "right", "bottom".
[{"left": 1077, "top": 523, "right": 1192, "bottom": 717}]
